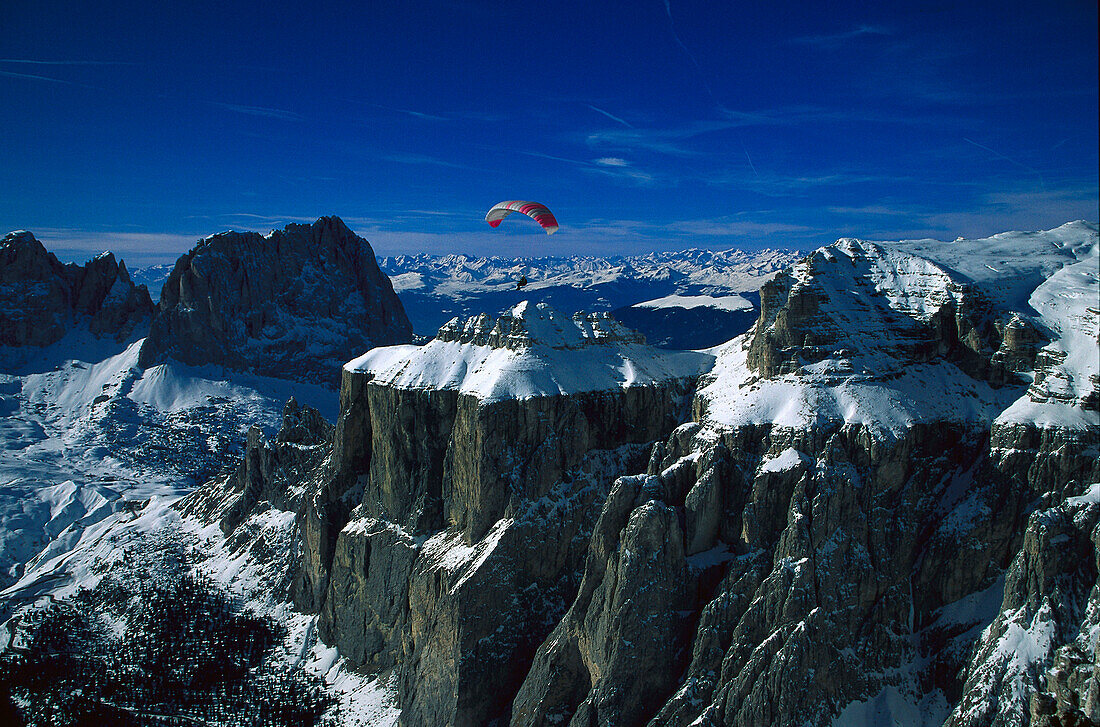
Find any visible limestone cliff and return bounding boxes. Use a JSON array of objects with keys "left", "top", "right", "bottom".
[
  {"left": 0, "top": 230, "right": 153, "bottom": 346},
  {"left": 177, "top": 397, "right": 335, "bottom": 600},
  {"left": 138, "top": 216, "right": 412, "bottom": 387},
  {"left": 295, "top": 303, "right": 714, "bottom": 726},
  {"left": 514, "top": 222, "right": 1099, "bottom": 727},
  {"left": 180, "top": 223, "right": 1097, "bottom": 727}
]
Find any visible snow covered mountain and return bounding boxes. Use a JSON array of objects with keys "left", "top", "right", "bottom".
[
  {"left": 515, "top": 221, "right": 1098, "bottom": 726},
  {"left": 0, "top": 335, "right": 337, "bottom": 594},
  {"left": 2, "top": 220, "right": 1097, "bottom": 726},
  {"left": 137, "top": 245, "right": 798, "bottom": 350},
  {"left": 377, "top": 247, "right": 800, "bottom": 348}
]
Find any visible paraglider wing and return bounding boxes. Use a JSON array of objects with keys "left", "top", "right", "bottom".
[{"left": 485, "top": 201, "right": 559, "bottom": 235}]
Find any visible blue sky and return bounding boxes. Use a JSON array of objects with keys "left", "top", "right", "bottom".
[{"left": 1, "top": 0, "right": 1096, "bottom": 264}]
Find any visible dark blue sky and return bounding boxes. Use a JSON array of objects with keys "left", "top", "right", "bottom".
[{"left": 2, "top": 1, "right": 1096, "bottom": 263}]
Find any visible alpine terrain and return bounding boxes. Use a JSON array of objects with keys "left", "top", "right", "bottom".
[
  {"left": 0, "top": 218, "right": 1097, "bottom": 727},
  {"left": 373, "top": 248, "right": 801, "bottom": 349}
]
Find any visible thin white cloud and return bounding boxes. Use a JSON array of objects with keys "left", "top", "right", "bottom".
[
  {"left": 586, "top": 119, "right": 736, "bottom": 156},
  {"left": 205, "top": 213, "right": 322, "bottom": 223},
  {"left": 517, "top": 150, "right": 661, "bottom": 185},
  {"left": 404, "top": 209, "right": 462, "bottom": 217},
  {"left": 383, "top": 153, "right": 488, "bottom": 172},
  {"left": 963, "top": 137, "right": 1044, "bottom": 179},
  {"left": 518, "top": 150, "right": 589, "bottom": 166},
  {"left": 587, "top": 104, "right": 633, "bottom": 128},
  {"left": 667, "top": 219, "right": 814, "bottom": 237},
  {"left": 791, "top": 25, "right": 892, "bottom": 48},
  {"left": 661, "top": 0, "right": 718, "bottom": 105},
  {"left": 0, "top": 69, "right": 86, "bottom": 86},
  {"left": 366, "top": 102, "right": 449, "bottom": 121},
  {"left": 824, "top": 183, "right": 1098, "bottom": 240},
  {"left": 0, "top": 58, "right": 135, "bottom": 66},
  {"left": 28, "top": 230, "right": 202, "bottom": 265},
  {"left": 211, "top": 102, "right": 302, "bottom": 121}
]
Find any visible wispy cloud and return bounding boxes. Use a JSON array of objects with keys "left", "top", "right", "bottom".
[
  {"left": 963, "top": 137, "right": 1045, "bottom": 186},
  {"left": 586, "top": 119, "right": 736, "bottom": 156},
  {"left": 731, "top": 171, "right": 906, "bottom": 194},
  {"left": 661, "top": 0, "right": 718, "bottom": 105},
  {"left": 666, "top": 218, "right": 814, "bottom": 237},
  {"left": 29, "top": 229, "right": 203, "bottom": 265},
  {"left": 587, "top": 104, "right": 633, "bottom": 128},
  {"left": 210, "top": 102, "right": 302, "bottom": 121},
  {"left": 404, "top": 209, "right": 461, "bottom": 217},
  {"left": 366, "top": 102, "right": 449, "bottom": 121},
  {"left": 519, "top": 150, "right": 661, "bottom": 186},
  {"left": 791, "top": 25, "right": 892, "bottom": 48},
  {"left": 0, "top": 58, "right": 135, "bottom": 66},
  {"left": 198, "top": 213, "right": 322, "bottom": 223},
  {"left": 824, "top": 182, "right": 1098, "bottom": 240},
  {"left": 345, "top": 100, "right": 506, "bottom": 123},
  {"left": 383, "top": 153, "right": 487, "bottom": 172},
  {"left": 581, "top": 104, "right": 950, "bottom": 158},
  {"left": 516, "top": 150, "right": 587, "bottom": 166},
  {"left": 0, "top": 69, "right": 93, "bottom": 87}
]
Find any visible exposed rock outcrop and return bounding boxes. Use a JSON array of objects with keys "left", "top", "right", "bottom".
[
  {"left": 177, "top": 222, "right": 1097, "bottom": 727},
  {"left": 295, "top": 303, "right": 714, "bottom": 726},
  {"left": 0, "top": 231, "right": 153, "bottom": 346},
  {"left": 138, "top": 216, "right": 412, "bottom": 387},
  {"left": 514, "top": 223, "right": 1099, "bottom": 727},
  {"left": 177, "top": 397, "right": 335, "bottom": 599},
  {"left": 948, "top": 481, "right": 1100, "bottom": 727}
]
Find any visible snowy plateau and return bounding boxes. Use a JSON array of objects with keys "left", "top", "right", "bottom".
[{"left": 0, "top": 219, "right": 1096, "bottom": 727}]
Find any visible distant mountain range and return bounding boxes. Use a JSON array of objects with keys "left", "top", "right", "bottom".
[
  {"left": 2, "top": 218, "right": 1096, "bottom": 726},
  {"left": 136, "top": 247, "right": 800, "bottom": 350},
  {"left": 379, "top": 248, "right": 801, "bottom": 348}
]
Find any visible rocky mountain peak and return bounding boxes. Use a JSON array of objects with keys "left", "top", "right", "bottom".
[
  {"left": 748, "top": 238, "right": 1006, "bottom": 384},
  {"left": 138, "top": 216, "right": 413, "bottom": 387},
  {"left": 0, "top": 230, "right": 153, "bottom": 347},
  {"left": 744, "top": 228, "right": 1100, "bottom": 403},
  {"left": 436, "top": 301, "right": 646, "bottom": 350},
  {"left": 350, "top": 302, "right": 712, "bottom": 403}
]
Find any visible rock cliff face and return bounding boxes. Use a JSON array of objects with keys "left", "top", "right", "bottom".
[
  {"left": 177, "top": 397, "right": 335, "bottom": 600},
  {"left": 293, "top": 303, "right": 714, "bottom": 726},
  {"left": 0, "top": 231, "right": 153, "bottom": 346},
  {"left": 513, "top": 223, "right": 1098, "bottom": 727},
  {"left": 948, "top": 482, "right": 1100, "bottom": 727},
  {"left": 182, "top": 222, "right": 1097, "bottom": 727},
  {"left": 138, "top": 216, "right": 412, "bottom": 387}
]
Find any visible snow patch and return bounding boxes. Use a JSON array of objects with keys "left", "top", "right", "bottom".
[
  {"left": 349, "top": 303, "right": 714, "bottom": 402},
  {"left": 633, "top": 294, "right": 752, "bottom": 312},
  {"left": 759, "top": 447, "right": 810, "bottom": 474}
]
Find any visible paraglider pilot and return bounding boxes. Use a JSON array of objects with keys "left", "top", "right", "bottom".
[{"left": 516, "top": 275, "right": 528, "bottom": 291}]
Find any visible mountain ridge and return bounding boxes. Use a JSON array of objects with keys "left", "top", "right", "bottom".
[{"left": 0, "top": 219, "right": 1096, "bottom": 726}]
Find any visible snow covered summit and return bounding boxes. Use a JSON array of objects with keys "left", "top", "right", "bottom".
[
  {"left": 699, "top": 221, "right": 1099, "bottom": 437},
  {"left": 347, "top": 301, "right": 715, "bottom": 402},
  {"left": 436, "top": 300, "right": 645, "bottom": 350}
]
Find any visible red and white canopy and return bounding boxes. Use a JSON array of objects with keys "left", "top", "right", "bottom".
[{"left": 485, "top": 201, "right": 559, "bottom": 235}]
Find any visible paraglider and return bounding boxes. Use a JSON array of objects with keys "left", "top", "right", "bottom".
[
  {"left": 515, "top": 275, "right": 528, "bottom": 290},
  {"left": 485, "top": 201, "right": 559, "bottom": 235}
]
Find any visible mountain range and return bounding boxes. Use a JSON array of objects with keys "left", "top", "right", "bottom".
[{"left": 0, "top": 218, "right": 1096, "bottom": 727}]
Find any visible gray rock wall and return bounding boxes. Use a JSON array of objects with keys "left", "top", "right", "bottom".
[
  {"left": 138, "top": 216, "right": 412, "bottom": 387},
  {"left": 0, "top": 231, "right": 153, "bottom": 346},
  {"left": 947, "top": 422, "right": 1100, "bottom": 727},
  {"left": 514, "top": 418, "right": 1038, "bottom": 727},
  {"left": 303, "top": 365, "right": 699, "bottom": 726}
]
